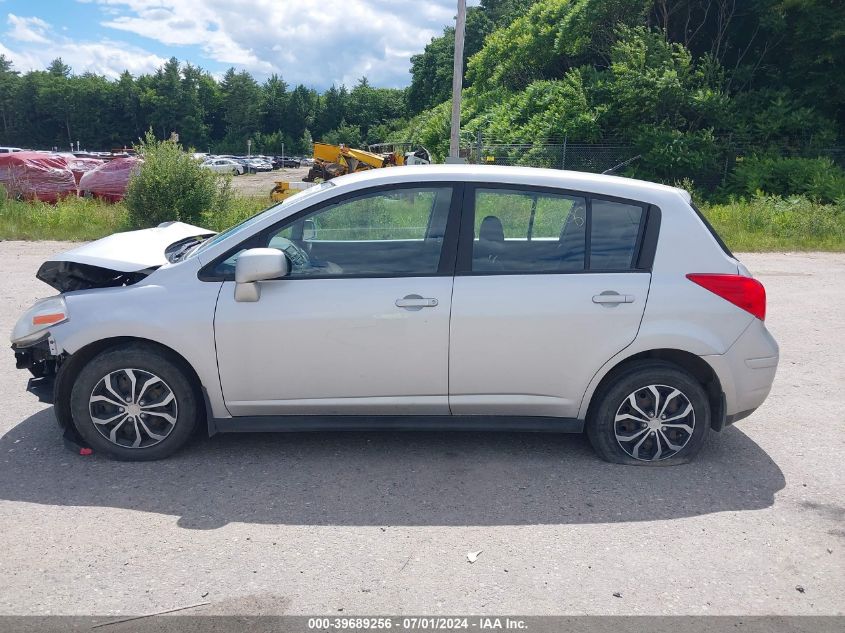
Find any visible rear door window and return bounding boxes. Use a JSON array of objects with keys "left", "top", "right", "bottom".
[
  {"left": 471, "top": 188, "right": 587, "bottom": 273},
  {"left": 462, "top": 187, "right": 647, "bottom": 274}
]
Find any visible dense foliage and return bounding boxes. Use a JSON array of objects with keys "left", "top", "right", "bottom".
[
  {"left": 0, "top": 57, "right": 406, "bottom": 155},
  {"left": 399, "top": 0, "right": 845, "bottom": 196}
]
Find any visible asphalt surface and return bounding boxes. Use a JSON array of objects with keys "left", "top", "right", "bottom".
[{"left": 0, "top": 243, "right": 842, "bottom": 616}]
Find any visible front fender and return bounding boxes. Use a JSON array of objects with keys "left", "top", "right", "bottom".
[{"left": 50, "top": 269, "right": 228, "bottom": 419}]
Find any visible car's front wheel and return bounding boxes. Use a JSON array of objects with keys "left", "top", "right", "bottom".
[
  {"left": 69, "top": 343, "right": 199, "bottom": 460},
  {"left": 586, "top": 361, "right": 710, "bottom": 465}
]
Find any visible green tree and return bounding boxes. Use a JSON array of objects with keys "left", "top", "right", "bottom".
[
  {"left": 260, "top": 74, "right": 289, "bottom": 136},
  {"left": 0, "top": 56, "right": 20, "bottom": 142},
  {"left": 314, "top": 85, "right": 347, "bottom": 138},
  {"left": 219, "top": 68, "right": 261, "bottom": 151}
]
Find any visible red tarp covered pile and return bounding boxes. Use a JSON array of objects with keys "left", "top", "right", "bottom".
[
  {"left": 59, "top": 154, "right": 105, "bottom": 185},
  {"left": 79, "top": 157, "right": 142, "bottom": 202},
  {"left": 0, "top": 152, "right": 78, "bottom": 203}
]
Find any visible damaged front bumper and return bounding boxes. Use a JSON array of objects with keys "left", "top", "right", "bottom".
[
  {"left": 12, "top": 336, "right": 90, "bottom": 451},
  {"left": 12, "top": 335, "right": 63, "bottom": 405},
  {"left": 12, "top": 334, "right": 63, "bottom": 380}
]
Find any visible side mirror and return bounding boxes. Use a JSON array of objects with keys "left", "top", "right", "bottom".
[{"left": 234, "top": 248, "right": 288, "bottom": 302}]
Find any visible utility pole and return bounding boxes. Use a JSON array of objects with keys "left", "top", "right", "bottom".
[{"left": 448, "top": 0, "right": 467, "bottom": 162}]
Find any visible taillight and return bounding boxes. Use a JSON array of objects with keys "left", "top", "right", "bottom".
[{"left": 686, "top": 273, "right": 766, "bottom": 321}]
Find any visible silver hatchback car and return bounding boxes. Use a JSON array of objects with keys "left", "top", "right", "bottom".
[{"left": 11, "top": 165, "right": 778, "bottom": 464}]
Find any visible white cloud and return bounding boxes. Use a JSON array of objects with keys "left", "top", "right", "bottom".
[
  {"left": 1, "top": 14, "right": 167, "bottom": 78},
  {"left": 86, "top": 0, "right": 461, "bottom": 87},
  {"left": 2, "top": 1, "right": 469, "bottom": 88},
  {"left": 7, "top": 13, "right": 51, "bottom": 43}
]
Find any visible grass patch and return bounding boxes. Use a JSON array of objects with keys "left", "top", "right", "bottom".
[
  {"left": 0, "top": 195, "right": 129, "bottom": 241},
  {"left": 2, "top": 190, "right": 844, "bottom": 253},
  {"left": 0, "top": 194, "right": 270, "bottom": 242},
  {"left": 700, "top": 195, "right": 845, "bottom": 252}
]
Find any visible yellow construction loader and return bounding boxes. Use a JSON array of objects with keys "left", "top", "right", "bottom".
[
  {"left": 269, "top": 180, "right": 316, "bottom": 203},
  {"left": 303, "top": 142, "right": 431, "bottom": 182}
]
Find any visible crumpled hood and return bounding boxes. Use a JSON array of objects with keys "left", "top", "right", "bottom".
[{"left": 37, "top": 221, "right": 214, "bottom": 292}]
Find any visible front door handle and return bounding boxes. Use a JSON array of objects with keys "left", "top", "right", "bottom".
[
  {"left": 396, "top": 294, "right": 438, "bottom": 310},
  {"left": 592, "top": 291, "right": 635, "bottom": 305}
]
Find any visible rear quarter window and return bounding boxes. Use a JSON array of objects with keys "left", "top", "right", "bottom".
[{"left": 589, "top": 199, "right": 644, "bottom": 270}]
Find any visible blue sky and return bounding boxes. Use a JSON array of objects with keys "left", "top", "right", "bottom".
[{"left": 0, "top": 0, "right": 474, "bottom": 88}]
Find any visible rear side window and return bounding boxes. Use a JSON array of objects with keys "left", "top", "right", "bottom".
[
  {"left": 465, "top": 188, "right": 648, "bottom": 274},
  {"left": 471, "top": 188, "right": 587, "bottom": 273},
  {"left": 590, "top": 200, "right": 644, "bottom": 270}
]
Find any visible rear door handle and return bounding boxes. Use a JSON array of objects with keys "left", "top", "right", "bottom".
[
  {"left": 396, "top": 294, "right": 438, "bottom": 310},
  {"left": 592, "top": 291, "right": 635, "bottom": 305}
]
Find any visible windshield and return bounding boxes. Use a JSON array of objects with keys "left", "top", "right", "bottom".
[{"left": 191, "top": 180, "right": 335, "bottom": 257}]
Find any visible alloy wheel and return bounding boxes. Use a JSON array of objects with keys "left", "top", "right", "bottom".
[
  {"left": 613, "top": 384, "right": 695, "bottom": 461},
  {"left": 88, "top": 368, "right": 178, "bottom": 449}
]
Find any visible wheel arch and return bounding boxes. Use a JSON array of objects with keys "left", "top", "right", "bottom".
[
  {"left": 54, "top": 336, "right": 207, "bottom": 434},
  {"left": 580, "top": 348, "right": 725, "bottom": 431}
]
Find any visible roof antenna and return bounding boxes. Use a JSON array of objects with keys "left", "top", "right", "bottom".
[{"left": 602, "top": 154, "right": 641, "bottom": 175}]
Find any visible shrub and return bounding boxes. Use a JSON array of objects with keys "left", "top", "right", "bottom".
[
  {"left": 728, "top": 156, "right": 845, "bottom": 204},
  {"left": 124, "top": 131, "right": 233, "bottom": 228}
]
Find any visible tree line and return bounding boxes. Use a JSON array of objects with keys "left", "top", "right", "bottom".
[
  {"left": 0, "top": 56, "right": 408, "bottom": 155},
  {"left": 0, "top": 0, "right": 842, "bottom": 192}
]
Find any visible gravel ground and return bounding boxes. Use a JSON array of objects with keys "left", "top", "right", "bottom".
[
  {"left": 229, "top": 167, "right": 312, "bottom": 196},
  {"left": 0, "top": 243, "right": 842, "bottom": 616}
]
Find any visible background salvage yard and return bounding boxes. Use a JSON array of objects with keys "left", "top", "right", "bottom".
[{"left": 0, "top": 242, "right": 842, "bottom": 615}]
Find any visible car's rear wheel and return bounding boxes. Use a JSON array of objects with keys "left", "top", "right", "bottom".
[
  {"left": 69, "top": 343, "right": 199, "bottom": 461},
  {"left": 586, "top": 361, "right": 710, "bottom": 465}
]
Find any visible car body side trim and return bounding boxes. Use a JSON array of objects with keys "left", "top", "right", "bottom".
[{"left": 210, "top": 414, "right": 585, "bottom": 434}]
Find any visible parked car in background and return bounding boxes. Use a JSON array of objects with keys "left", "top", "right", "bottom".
[
  {"left": 201, "top": 158, "right": 244, "bottom": 176},
  {"left": 0, "top": 146, "right": 24, "bottom": 153},
  {"left": 78, "top": 157, "right": 142, "bottom": 202},
  {"left": 11, "top": 165, "right": 778, "bottom": 463},
  {"left": 272, "top": 156, "right": 301, "bottom": 169},
  {"left": 0, "top": 151, "right": 77, "bottom": 202},
  {"left": 244, "top": 158, "right": 273, "bottom": 173}
]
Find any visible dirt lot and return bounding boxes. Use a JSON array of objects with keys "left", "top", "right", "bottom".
[
  {"left": 0, "top": 245, "right": 842, "bottom": 616},
  {"left": 230, "top": 167, "right": 311, "bottom": 196}
]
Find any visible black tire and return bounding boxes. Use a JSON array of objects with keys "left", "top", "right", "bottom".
[
  {"left": 586, "top": 360, "right": 710, "bottom": 466},
  {"left": 69, "top": 343, "right": 199, "bottom": 461},
  {"left": 232, "top": 168, "right": 239, "bottom": 176}
]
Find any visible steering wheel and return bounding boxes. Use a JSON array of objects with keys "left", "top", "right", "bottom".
[{"left": 268, "top": 236, "right": 311, "bottom": 272}]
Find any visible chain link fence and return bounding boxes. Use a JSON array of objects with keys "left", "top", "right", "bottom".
[
  {"left": 464, "top": 139, "right": 636, "bottom": 174},
  {"left": 461, "top": 135, "right": 845, "bottom": 192}
]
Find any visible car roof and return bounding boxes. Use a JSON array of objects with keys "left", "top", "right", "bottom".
[{"left": 331, "top": 164, "right": 689, "bottom": 205}]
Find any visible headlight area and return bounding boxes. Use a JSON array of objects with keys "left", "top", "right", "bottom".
[{"left": 10, "top": 296, "right": 68, "bottom": 378}]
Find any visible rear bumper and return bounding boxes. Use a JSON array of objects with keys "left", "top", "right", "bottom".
[{"left": 702, "top": 318, "right": 779, "bottom": 419}]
